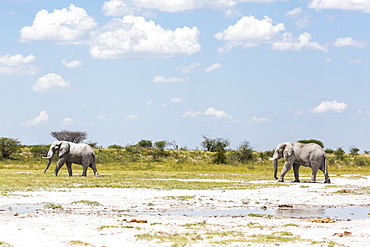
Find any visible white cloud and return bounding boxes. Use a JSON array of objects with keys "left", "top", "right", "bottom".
[
  {"left": 21, "top": 111, "right": 50, "bottom": 126},
  {"left": 89, "top": 16, "right": 200, "bottom": 59},
  {"left": 183, "top": 107, "right": 232, "bottom": 119},
  {"left": 153, "top": 76, "right": 189, "bottom": 83},
  {"left": 333, "top": 37, "right": 367, "bottom": 48},
  {"left": 20, "top": 4, "right": 97, "bottom": 43},
  {"left": 124, "top": 115, "right": 138, "bottom": 121},
  {"left": 348, "top": 59, "right": 363, "bottom": 64},
  {"left": 0, "top": 54, "right": 37, "bottom": 75},
  {"left": 102, "top": 0, "right": 287, "bottom": 16},
  {"left": 272, "top": 32, "right": 328, "bottom": 52},
  {"left": 311, "top": 100, "right": 347, "bottom": 114},
  {"left": 289, "top": 108, "right": 305, "bottom": 115},
  {"left": 286, "top": 7, "right": 310, "bottom": 29},
  {"left": 170, "top": 98, "right": 185, "bottom": 103},
  {"left": 62, "top": 118, "right": 75, "bottom": 125},
  {"left": 102, "top": 0, "right": 236, "bottom": 15},
  {"left": 214, "top": 15, "right": 286, "bottom": 53},
  {"left": 102, "top": 0, "right": 139, "bottom": 16},
  {"left": 308, "top": 0, "right": 370, "bottom": 13},
  {"left": 205, "top": 63, "right": 222, "bottom": 72},
  {"left": 62, "top": 59, "right": 83, "bottom": 68},
  {"left": 251, "top": 117, "right": 268, "bottom": 122},
  {"left": 32, "top": 73, "right": 72, "bottom": 92},
  {"left": 176, "top": 62, "right": 200, "bottom": 73},
  {"left": 144, "top": 100, "right": 154, "bottom": 106}
]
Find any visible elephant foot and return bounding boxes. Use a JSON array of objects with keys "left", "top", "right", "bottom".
[
  {"left": 324, "top": 179, "right": 331, "bottom": 184},
  {"left": 277, "top": 179, "right": 284, "bottom": 183},
  {"left": 94, "top": 173, "right": 100, "bottom": 177},
  {"left": 293, "top": 180, "right": 300, "bottom": 183}
]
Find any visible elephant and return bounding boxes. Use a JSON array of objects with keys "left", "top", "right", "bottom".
[
  {"left": 269, "top": 142, "right": 330, "bottom": 183},
  {"left": 43, "top": 141, "right": 99, "bottom": 177}
]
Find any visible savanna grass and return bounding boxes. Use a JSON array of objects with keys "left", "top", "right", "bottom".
[{"left": 1, "top": 150, "right": 369, "bottom": 193}]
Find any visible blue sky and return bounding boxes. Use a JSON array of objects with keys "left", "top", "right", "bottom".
[{"left": 1, "top": 0, "right": 370, "bottom": 151}]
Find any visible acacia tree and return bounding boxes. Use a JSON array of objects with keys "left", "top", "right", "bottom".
[
  {"left": 50, "top": 130, "right": 87, "bottom": 143},
  {"left": 0, "top": 137, "right": 21, "bottom": 159}
]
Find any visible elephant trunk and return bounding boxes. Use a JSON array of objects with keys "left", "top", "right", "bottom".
[
  {"left": 43, "top": 149, "right": 54, "bottom": 173},
  {"left": 269, "top": 157, "right": 279, "bottom": 180},
  {"left": 273, "top": 159, "right": 279, "bottom": 180}
]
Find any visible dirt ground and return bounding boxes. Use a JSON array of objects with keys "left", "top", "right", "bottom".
[{"left": 0, "top": 175, "right": 369, "bottom": 246}]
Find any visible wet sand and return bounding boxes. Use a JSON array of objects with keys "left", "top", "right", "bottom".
[{"left": 0, "top": 175, "right": 369, "bottom": 246}]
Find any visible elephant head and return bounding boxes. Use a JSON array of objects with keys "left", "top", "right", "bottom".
[
  {"left": 43, "top": 141, "right": 70, "bottom": 173},
  {"left": 269, "top": 142, "right": 294, "bottom": 180}
]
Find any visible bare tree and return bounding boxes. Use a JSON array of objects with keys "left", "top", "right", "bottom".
[
  {"left": 167, "top": 140, "right": 179, "bottom": 150},
  {"left": 50, "top": 130, "right": 88, "bottom": 143}
]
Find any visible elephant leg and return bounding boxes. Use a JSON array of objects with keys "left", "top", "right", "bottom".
[
  {"left": 309, "top": 168, "right": 318, "bottom": 183},
  {"left": 81, "top": 164, "right": 88, "bottom": 176},
  {"left": 89, "top": 163, "right": 100, "bottom": 177},
  {"left": 54, "top": 159, "right": 66, "bottom": 176},
  {"left": 319, "top": 166, "right": 331, "bottom": 183},
  {"left": 278, "top": 162, "right": 293, "bottom": 182},
  {"left": 66, "top": 162, "right": 73, "bottom": 177},
  {"left": 293, "top": 164, "right": 300, "bottom": 182}
]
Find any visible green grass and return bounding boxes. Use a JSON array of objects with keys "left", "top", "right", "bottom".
[
  {"left": 71, "top": 200, "right": 102, "bottom": 206},
  {"left": 44, "top": 203, "right": 62, "bottom": 209},
  {"left": 0, "top": 152, "right": 369, "bottom": 192},
  {"left": 68, "top": 240, "right": 95, "bottom": 246}
]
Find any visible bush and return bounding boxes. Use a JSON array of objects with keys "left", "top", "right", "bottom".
[
  {"left": 138, "top": 140, "right": 153, "bottom": 148},
  {"left": 29, "top": 145, "right": 49, "bottom": 158},
  {"left": 0, "top": 137, "right": 21, "bottom": 159},
  {"left": 233, "top": 141, "right": 255, "bottom": 164},
  {"left": 108, "top": 144, "right": 124, "bottom": 149},
  {"left": 298, "top": 139, "right": 324, "bottom": 148}
]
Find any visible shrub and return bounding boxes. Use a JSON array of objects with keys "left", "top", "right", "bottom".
[
  {"left": 298, "top": 139, "right": 324, "bottom": 148},
  {"left": 138, "top": 140, "right": 153, "bottom": 148},
  {"left": 29, "top": 145, "right": 49, "bottom": 158},
  {"left": 0, "top": 137, "right": 21, "bottom": 159}
]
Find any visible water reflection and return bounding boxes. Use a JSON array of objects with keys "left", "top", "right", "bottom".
[{"left": 150, "top": 206, "right": 370, "bottom": 220}]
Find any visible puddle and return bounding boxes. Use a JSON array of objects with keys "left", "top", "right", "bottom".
[
  {"left": 0, "top": 204, "right": 43, "bottom": 214},
  {"left": 141, "top": 206, "right": 370, "bottom": 220}
]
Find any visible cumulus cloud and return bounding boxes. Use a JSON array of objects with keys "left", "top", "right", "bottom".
[
  {"left": 176, "top": 62, "right": 201, "bottom": 73},
  {"left": 102, "top": 0, "right": 236, "bottom": 15},
  {"left": 62, "top": 118, "right": 75, "bottom": 125},
  {"left": 0, "top": 54, "right": 37, "bottom": 75},
  {"left": 183, "top": 107, "right": 232, "bottom": 119},
  {"left": 272, "top": 32, "right": 327, "bottom": 51},
  {"left": 20, "top": 4, "right": 97, "bottom": 43},
  {"left": 124, "top": 115, "right": 138, "bottom": 121},
  {"left": 251, "top": 117, "right": 268, "bottom": 122},
  {"left": 214, "top": 15, "right": 286, "bottom": 53},
  {"left": 89, "top": 16, "right": 200, "bottom": 59},
  {"left": 286, "top": 7, "right": 311, "bottom": 29},
  {"left": 205, "top": 63, "right": 222, "bottom": 72},
  {"left": 32, "top": 73, "right": 72, "bottom": 92},
  {"left": 333, "top": 37, "right": 367, "bottom": 48},
  {"left": 153, "top": 76, "right": 189, "bottom": 83},
  {"left": 102, "top": 0, "right": 287, "bottom": 16},
  {"left": 170, "top": 98, "right": 185, "bottom": 103},
  {"left": 21, "top": 111, "right": 50, "bottom": 126},
  {"left": 308, "top": 0, "right": 370, "bottom": 13},
  {"left": 348, "top": 59, "right": 363, "bottom": 64},
  {"left": 311, "top": 100, "right": 347, "bottom": 114},
  {"left": 62, "top": 59, "right": 83, "bottom": 68}
]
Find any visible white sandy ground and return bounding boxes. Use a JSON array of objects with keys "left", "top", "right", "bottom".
[{"left": 0, "top": 175, "right": 369, "bottom": 247}]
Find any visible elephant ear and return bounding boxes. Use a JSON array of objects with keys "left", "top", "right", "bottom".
[
  {"left": 59, "top": 142, "right": 70, "bottom": 157},
  {"left": 283, "top": 143, "right": 294, "bottom": 159}
]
